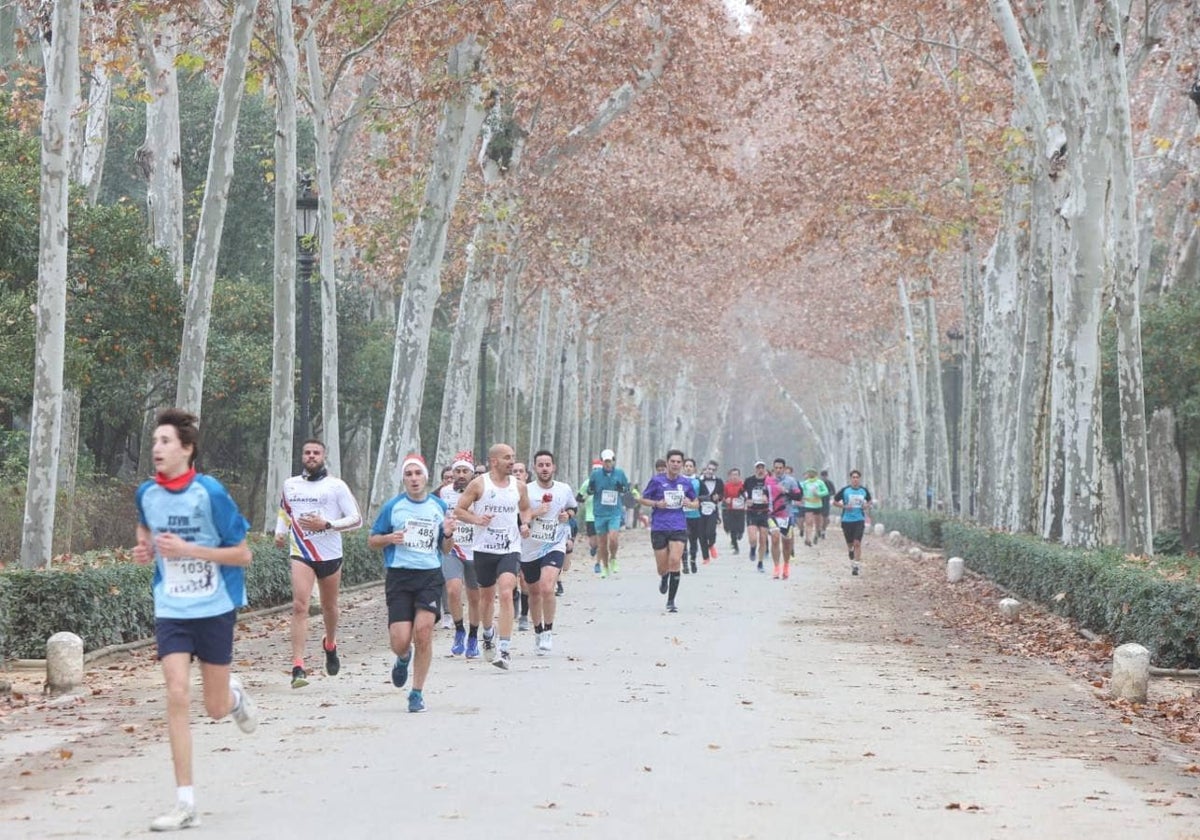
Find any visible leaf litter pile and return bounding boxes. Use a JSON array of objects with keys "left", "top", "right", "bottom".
[{"left": 862, "top": 539, "right": 1200, "bottom": 754}]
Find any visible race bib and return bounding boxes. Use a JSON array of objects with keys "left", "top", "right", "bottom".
[
  {"left": 663, "top": 490, "right": 684, "bottom": 509},
  {"left": 846, "top": 495, "right": 864, "bottom": 509},
  {"left": 454, "top": 521, "right": 475, "bottom": 545},
  {"left": 480, "top": 527, "right": 511, "bottom": 553},
  {"left": 730, "top": 497, "right": 746, "bottom": 510},
  {"left": 403, "top": 518, "right": 438, "bottom": 552},
  {"left": 700, "top": 501, "right": 716, "bottom": 516},
  {"left": 775, "top": 516, "right": 790, "bottom": 529},
  {"left": 600, "top": 489, "right": 619, "bottom": 507},
  {"left": 528, "top": 517, "right": 558, "bottom": 543},
  {"left": 750, "top": 488, "right": 765, "bottom": 504},
  {"left": 163, "top": 556, "right": 217, "bottom": 599}
]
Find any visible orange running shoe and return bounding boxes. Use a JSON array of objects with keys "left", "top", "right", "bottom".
[
  {"left": 772, "top": 563, "right": 780, "bottom": 579},
  {"left": 782, "top": 564, "right": 790, "bottom": 580}
]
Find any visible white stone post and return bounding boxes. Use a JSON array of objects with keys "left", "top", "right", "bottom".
[
  {"left": 946, "top": 556, "right": 964, "bottom": 583},
  {"left": 1110, "top": 643, "right": 1150, "bottom": 703},
  {"left": 872, "top": 523, "right": 884, "bottom": 536},
  {"left": 998, "top": 597, "right": 1021, "bottom": 621},
  {"left": 45, "top": 632, "right": 84, "bottom": 693}
]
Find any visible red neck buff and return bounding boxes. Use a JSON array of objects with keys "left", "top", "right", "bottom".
[{"left": 155, "top": 466, "right": 197, "bottom": 492}]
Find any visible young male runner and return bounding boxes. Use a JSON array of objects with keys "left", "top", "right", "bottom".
[
  {"left": 639, "top": 449, "right": 698, "bottom": 613},
  {"left": 369, "top": 454, "right": 455, "bottom": 712},
  {"left": 834, "top": 470, "right": 873, "bottom": 575},
  {"left": 586, "top": 448, "right": 629, "bottom": 576},
  {"left": 743, "top": 460, "right": 771, "bottom": 572},
  {"left": 274, "top": 439, "right": 362, "bottom": 688},
  {"left": 520, "top": 450, "right": 576, "bottom": 653},
  {"left": 134, "top": 409, "right": 257, "bottom": 832}
]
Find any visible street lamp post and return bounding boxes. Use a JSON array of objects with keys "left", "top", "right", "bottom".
[
  {"left": 945, "top": 327, "right": 964, "bottom": 513},
  {"left": 297, "top": 175, "right": 319, "bottom": 443}
]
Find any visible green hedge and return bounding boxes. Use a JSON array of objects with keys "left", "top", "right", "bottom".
[
  {"left": 882, "top": 510, "right": 1200, "bottom": 668},
  {"left": 0, "top": 532, "right": 382, "bottom": 660},
  {"left": 877, "top": 509, "right": 945, "bottom": 547}
]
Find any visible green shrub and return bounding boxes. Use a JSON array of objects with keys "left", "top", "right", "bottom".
[
  {"left": 878, "top": 509, "right": 945, "bottom": 547},
  {"left": 0, "top": 531, "right": 382, "bottom": 660}
]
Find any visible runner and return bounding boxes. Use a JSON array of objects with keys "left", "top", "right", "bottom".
[
  {"left": 639, "top": 449, "right": 698, "bottom": 613},
  {"left": 520, "top": 449, "right": 577, "bottom": 653},
  {"left": 799, "top": 468, "right": 828, "bottom": 547},
  {"left": 436, "top": 452, "right": 483, "bottom": 658},
  {"left": 819, "top": 469, "right": 835, "bottom": 541},
  {"left": 743, "top": 460, "right": 771, "bottom": 572},
  {"left": 833, "top": 470, "right": 873, "bottom": 575},
  {"left": 133, "top": 408, "right": 257, "bottom": 832},
  {"left": 696, "top": 460, "right": 724, "bottom": 563},
  {"left": 369, "top": 454, "right": 455, "bottom": 712},
  {"left": 513, "top": 460, "right": 531, "bottom": 631},
  {"left": 586, "top": 448, "right": 630, "bottom": 577},
  {"left": 769, "top": 458, "right": 801, "bottom": 580},
  {"left": 437, "top": 462, "right": 456, "bottom": 630},
  {"left": 274, "top": 439, "right": 363, "bottom": 689},
  {"left": 722, "top": 467, "right": 746, "bottom": 554},
  {"left": 576, "top": 459, "right": 602, "bottom": 574},
  {"left": 454, "top": 443, "right": 532, "bottom": 670},
  {"left": 682, "top": 457, "right": 702, "bottom": 574}
]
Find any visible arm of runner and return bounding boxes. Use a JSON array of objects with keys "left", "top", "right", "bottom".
[
  {"left": 154, "top": 532, "right": 251, "bottom": 567},
  {"left": 454, "top": 478, "right": 489, "bottom": 526}
]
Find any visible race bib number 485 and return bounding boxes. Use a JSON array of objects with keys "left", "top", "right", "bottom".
[
  {"left": 600, "top": 489, "right": 619, "bottom": 507},
  {"left": 403, "top": 518, "right": 438, "bottom": 552}
]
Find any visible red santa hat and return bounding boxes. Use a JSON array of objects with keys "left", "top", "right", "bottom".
[
  {"left": 401, "top": 453, "right": 428, "bottom": 476},
  {"left": 451, "top": 450, "right": 474, "bottom": 470}
]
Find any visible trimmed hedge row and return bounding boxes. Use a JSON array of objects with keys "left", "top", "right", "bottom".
[
  {"left": 0, "top": 532, "right": 383, "bottom": 660},
  {"left": 881, "top": 511, "right": 1200, "bottom": 668}
]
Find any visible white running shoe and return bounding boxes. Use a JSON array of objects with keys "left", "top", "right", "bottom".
[
  {"left": 228, "top": 675, "right": 258, "bottom": 734},
  {"left": 538, "top": 630, "right": 553, "bottom": 653},
  {"left": 440, "top": 613, "right": 453, "bottom": 630},
  {"left": 518, "top": 616, "right": 531, "bottom": 632},
  {"left": 482, "top": 631, "right": 496, "bottom": 662},
  {"left": 150, "top": 803, "right": 199, "bottom": 832}
]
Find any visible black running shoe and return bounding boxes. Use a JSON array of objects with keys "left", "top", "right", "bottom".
[
  {"left": 555, "top": 580, "right": 564, "bottom": 596},
  {"left": 666, "top": 602, "right": 678, "bottom": 613},
  {"left": 323, "top": 637, "right": 340, "bottom": 676},
  {"left": 291, "top": 666, "right": 308, "bottom": 689},
  {"left": 659, "top": 574, "right": 669, "bottom": 594}
]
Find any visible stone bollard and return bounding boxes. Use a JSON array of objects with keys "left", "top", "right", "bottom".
[
  {"left": 45, "top": 632, "right": 84, "bottom": 693},
  {"left": 873, "top": 523, "right": 884, "bottom": 537},
  {"left": 907, "top": 547, "right": 922, "bottom": 559},
  {"left": 888, "top": 530, "right": 901, "bottom": 545},
  {"left": 1110, "top": 643, "right": 1150, "bottom": 703},
  {"left": 998, "top": 597, "right": 1021, "bottom": 621},
  {"left": 946, "top": 556, "right": 964, "bottom": 583}
]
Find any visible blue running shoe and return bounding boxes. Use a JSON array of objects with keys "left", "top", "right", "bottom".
[
  {"left": 451, "top": 628, "right": 466, "bottom": 656},
  {"left": 391, "top": 650, "right": 411, "bottom": 688},
  {"left": 407, "top": 691, "right": 425, "bottom": 713},
  {"left": 465, "top": 636, "right": 480, "bottom": 659}
]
